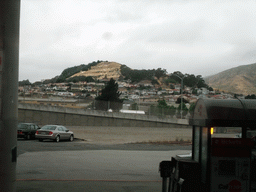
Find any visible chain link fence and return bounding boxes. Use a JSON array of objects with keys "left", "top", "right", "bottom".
[{"left": 88, "top": 100, "right": 193, "bottom": 119}]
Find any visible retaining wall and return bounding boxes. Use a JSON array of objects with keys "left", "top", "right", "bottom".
[{"left": 18, "top": 103, "right": 190, "bottom": 128}]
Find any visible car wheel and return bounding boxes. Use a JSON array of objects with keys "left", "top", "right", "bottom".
[
  {"left": 39, "top": 139, "right": 43, "bottom": 142},
  {"left": 26, "top": 134, "right": 31, "bottom": 140},
  {"left": 55, "top": 135, "right": 60, "bottom": 142},
  {"left": 69, "top": 135, "right": 74, "bottom": 142}
]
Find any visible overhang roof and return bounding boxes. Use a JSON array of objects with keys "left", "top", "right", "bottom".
[{"left": 189, "top": 98, "right": 256, "bottom": 127}]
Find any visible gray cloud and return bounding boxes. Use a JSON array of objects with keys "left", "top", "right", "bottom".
[
  {"left": 19, "top": 0, "right": 256, "bottom": 82},
  {"left": 102, "top": 32, "right": 113, "bottom": 40},
  {"left": 129, "top": 19, "right": 206, "bottom": 44}
]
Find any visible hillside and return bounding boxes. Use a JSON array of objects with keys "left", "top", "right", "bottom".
[
  {"left": 40, "top": 61, "right": 208, "bottom": 89},
  {"left": 204, "top": 63, "right": 256, "bottom": 95},
  {"left": 70, "top": 61, "right": 122, "bottom": 80},
  {"left": 65, "top": 61, "right": 167, "bottom": 83}
]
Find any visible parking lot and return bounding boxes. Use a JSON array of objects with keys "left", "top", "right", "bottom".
[{"left": 16, "top": 126, "right": 238, "bottom": 192}]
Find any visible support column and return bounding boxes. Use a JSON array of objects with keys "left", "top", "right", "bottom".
[{"left": 0, "top": 1, "right": 20, "bottom": 191}]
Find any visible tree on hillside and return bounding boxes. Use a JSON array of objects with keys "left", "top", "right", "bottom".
[
  {"left": 192, "top": 88, "right": 198, "bottom": 95},
  {"left": 66, "top": 76, "right": 94, "bottom": 83},
  {"left": 154, "top": 68, "right": 167, "bottom": 79},
  {"left": 245, "top": 94, "right": 256, "bottom": 99},
  {"left": 177, "top": 102, "right": 188, "bottom": 111},
  {"left": 151, "top": 79, "right": 159, "bottom": 85},
  {"left": 120, "top": 65, "right": 168, "bottom": 83},
  {"left": 157, "top": 99, "right": 168, "bottom": 108},
  {"left": 189, "top": 102, "right": 196, "bottom": 113},
  {"left": 96, "top": 78, "right": 121, "bottom": 102},
  {"left": 95, "top": 78, "right": 123, "bottom": 111},
  {"left": 164, "top": 78, "right": 176, "bottom": 85},
  {"left": 208, "top": 87, "right": 213, "bottom": 91},
  {"left": 168, "top": 72, "right": 210, "bottom": 90},
  {"left": 196, "top": 75, "right": 207, "bottom": 88},
  {"left": 183, "top": 74, "right": 197, "bottom": 87},
  {"left": 19, "top": 79, "right": 31, "bottom": 86},
  {"left": 176, "top": 102, "right": 188, "bottom": 118},
  {"left": 148, "top": 99, "right": 176, "bottom": 117},
  {"left": 169, "top": 71, "right": 184, "bottom": 82}
]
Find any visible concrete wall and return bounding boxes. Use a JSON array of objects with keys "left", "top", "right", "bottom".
[{"left": 18, "top": 103, "right": 190, "bottom": 128}]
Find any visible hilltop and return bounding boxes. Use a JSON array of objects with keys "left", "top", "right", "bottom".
[
  {"left": 204, "top": 63, "right": 256, "bottom": 95},
  {"left": 53, "top": 61, "right": 168, "bottom": 84},
  {"left": 70, "top": 61, "right": 122, "bottom": 80}
]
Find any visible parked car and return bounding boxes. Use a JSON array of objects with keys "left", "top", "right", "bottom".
[
  {"left": 35, "top": 125, "right": 74, "bottom": 142},
  {"left": 17, "top": 123, "right": 40, "bottom": 140}
]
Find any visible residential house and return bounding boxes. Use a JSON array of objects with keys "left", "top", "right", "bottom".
[
  {"left": 87, "top": 82, "right": 96, "bottom": 86},
  {"left": 118, "top": 87, "right": 128, "bottom": 95},
  {"left": 197, "top": 88, "right": 209, "bottom": 95},
  {"left": 71, "top": 84, "right": 83, "bottom": 91},
  {"left": 137, "top": 80, "right": 153, "bottom": 87},
  {"left": 84, "top": 86, "right": 92, "bottom": 92}
]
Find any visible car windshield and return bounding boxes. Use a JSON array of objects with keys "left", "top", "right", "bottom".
[
  {"left": 40, "top": 125, "right": 56, "bottom": 130},
  {"left": 18, "top": 124, "right": 29, "bottom": 129}
]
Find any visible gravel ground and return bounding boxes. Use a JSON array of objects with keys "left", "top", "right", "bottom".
[
  {"left": 66, "top": 126, "right": 192, "bottom": 145},
  {"left": 66, "top": 126, "right": 238, "bottom": 145}
]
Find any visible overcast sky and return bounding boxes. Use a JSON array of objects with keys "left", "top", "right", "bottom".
[{"left": 19, "top": 0, "right": 256, "bottom": 82}]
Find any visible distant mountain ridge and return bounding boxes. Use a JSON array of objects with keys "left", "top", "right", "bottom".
[{"left": 204, "top": 63, "right": 256, "bottom": 95}]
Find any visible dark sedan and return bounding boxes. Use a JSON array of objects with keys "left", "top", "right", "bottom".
[
  {"left": 17, "top": 123, "right": 40, "bottom": 140},
  {"left": 35, "top": 125, "right": 74, "bottom": 142}
]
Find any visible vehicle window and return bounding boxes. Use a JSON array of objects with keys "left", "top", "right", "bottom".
[
  {"left": 41, "top": 126, "right": 57, "bottom": 130},
  {"left": 58, "top": 127, "right": 63, "bottom": 131},
  {"left": 18, "top": 124, "right": 29, "bottom": 129}
]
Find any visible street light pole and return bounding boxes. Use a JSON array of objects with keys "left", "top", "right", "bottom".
[
  {"left": 138, "top": 91, "right": 140, "bottom": 111},
  {"left": 181, "top": 77, "right": 183, "bottom": 118},
  {"left": 172, "top": 74, "right": 186, "bottom": 119}
]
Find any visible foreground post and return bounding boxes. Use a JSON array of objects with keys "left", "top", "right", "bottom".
[{"left": 0, "top": 1, "right": 20, "bottom": 191}]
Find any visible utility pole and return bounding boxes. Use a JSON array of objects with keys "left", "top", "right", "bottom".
[
  {"left": 172, "top": 74, "right": 186, "bottom": 119},
  {"left": 138, "top": 90, "right": 140, "bottom": 111},
  {"left": 0, "top": 1, "right": 20, "bottom": 191}
]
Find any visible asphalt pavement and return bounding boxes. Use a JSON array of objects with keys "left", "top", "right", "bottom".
[
  {"left": 17, "top": 180, "right": 162, "bottom": 192},
  {"left": 16, "top": 139, "right": 191, "bottom": 192}
]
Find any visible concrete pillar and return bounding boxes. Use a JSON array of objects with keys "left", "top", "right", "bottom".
[{"left": 0, "top": 1, "right": 20, "bottom": 191}]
